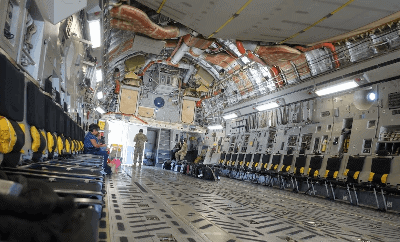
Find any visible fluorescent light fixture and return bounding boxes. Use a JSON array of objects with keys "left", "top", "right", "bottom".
[
  {"left": 208, "top": 124, "right": 223, "bottom": 130},
  {"left": 256, "top": 102, "right": 279, "bottom": 111},
  {"left": 223, "top": 113, "right": 238, "bottom": 120},
  {"left": 367, "top": 92, "right": 376, "bottom": 101},
  {"left": 96, "top": 69, "right": 102, "bottom": 82},
  {"left": 315, "top": 81, "right": 358, "bottom": 96},
  {"left": 97, "top": 92, "right": 103, "bottom": 99},
  {"left": 95, "top": 106, "right": 106, "bottom": 114},
  {"left": 89, "top": 20, "right": 101, "bottom": 48}
]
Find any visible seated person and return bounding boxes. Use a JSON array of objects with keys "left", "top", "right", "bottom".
[{"left": 84, "top": 124, "right": 112, "bottom": 175}]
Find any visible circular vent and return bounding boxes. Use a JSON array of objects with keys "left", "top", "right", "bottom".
[{"left": 154, "top": 97, "right": 165, "bottom": 108}]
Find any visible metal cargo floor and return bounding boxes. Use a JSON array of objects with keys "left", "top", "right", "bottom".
[{"left": 106, "top": 166, "right": 400, "bottom": 242}]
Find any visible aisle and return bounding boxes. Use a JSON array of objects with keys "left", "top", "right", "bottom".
[{"left": 107, "top": 166, "right": 400, "bottom": 242}]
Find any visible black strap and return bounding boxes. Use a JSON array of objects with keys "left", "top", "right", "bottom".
[{"left": 8, "top": 119, "right": 25, "bottom": 153}]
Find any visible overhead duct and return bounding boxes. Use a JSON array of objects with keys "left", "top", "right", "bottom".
[
  {"left": 171, "top": 35, "right": 214, "bottom": 64},
  {"left": 236, "top": 41, "right": 266, "bottom": 66},
  {"left": 296, "top": 43, "right": 340, "bottom": 68},
  {"left": 110, "top": 4, "right": 187, "bottom": 39}
]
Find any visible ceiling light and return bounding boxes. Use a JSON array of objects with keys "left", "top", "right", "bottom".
[
  {"left": 96, "top": 69, "right": 102, "bottom": 82},
  {"left": 95, "top": 106, "right": 106, "bottom": 114},
  {"left": 89, "top": 20, "right": 101, "bottom": 48},
  {"left": 315, "top": 80, "right": 358, "bottom": 96},
  {"left": 256, "top": 102, "right": 279, "bottom": 111},
  {"left": 208, "top": 124, "right": 223, "bottom": 130},
  {"left": 223, "top": 113, "right": 238, "bottom": 120},
  {"left": 367, "top": 92, "right": 376, "bottom": 101},
  {"left": 97, "top": 92, "right": 103, "bottom": 99}
]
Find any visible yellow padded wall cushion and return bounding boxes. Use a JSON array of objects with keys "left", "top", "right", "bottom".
[
  {"left": 47, "top": 132, "right": 54, "bottom": 153},
  {"left": 0, "top": 116, "right": 17, "bottom": 154},
  {"left": 30, "top": 126, "right": 41, "bottom": 153}
]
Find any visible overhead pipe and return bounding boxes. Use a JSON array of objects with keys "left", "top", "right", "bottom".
[
  {"left": 182, "top": 65, "right": 196, "bottom": 84},
  {"left": 105, "top": 112, "right": 148, "bottom": 124},
  {"left": 270, "top": 66, "right": 285, "bottom": 88},
  {"left": 114, "top": 80, "right": 121, "bottom": 94},
  {"left": 113, "top": 68, "right": 121, "bottom": 94},
  {"left": 170, "top": 42, "right": 190, "bottom": 64},
  {"left": 295, "top": 43, "right": 340, "bottom": 68},
  {"left": 236, "top": 40, "right": 266, "bottom": 65},
  {"left": 166, "top": 36, "right": 184, "bottom": 62}
]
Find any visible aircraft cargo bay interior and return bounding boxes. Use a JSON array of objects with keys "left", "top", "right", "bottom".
[{"left": 1, "top": 0, "right": 400, "bottom": 241}]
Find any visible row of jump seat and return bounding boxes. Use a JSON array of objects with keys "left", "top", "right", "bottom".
[
  {"left": 0, "top": 53, "right": 106, "bottom": 241},
  {"left": 217, "top": 152, "right": 399, "bottom": 211}
]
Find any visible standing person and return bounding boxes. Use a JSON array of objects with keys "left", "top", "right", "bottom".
[
  {"left": 175, "top": 138, "right": 188, "bottom": 162},
  {"left": 84, "top": 124, "right": 112, "bottom": 175},
  {"left": 133, "top": 129, "right": 148, "bottom": 165}
]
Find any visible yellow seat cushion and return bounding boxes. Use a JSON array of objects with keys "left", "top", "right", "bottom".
[
  {"left": 30, "top": 126, "right": 41, "bottom": 153},
  {"left": 368, "top": 172, "right": 375, "bottom": 182},
  {"left": 381, "top": 174, "right": 388, "bottom": 184},
  {"left": 47, "top": 132, "right": 54, "bottom": 153},
  {"left": 0, "top": 116, "right": 17, "bottom": 154},
  {"left": 353, "top": 171, "right": 360, "bottom": 180}
]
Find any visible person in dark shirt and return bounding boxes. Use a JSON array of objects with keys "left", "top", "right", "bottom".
[{"left": 84, "top": 124, "right": 112, "bottom": 175}]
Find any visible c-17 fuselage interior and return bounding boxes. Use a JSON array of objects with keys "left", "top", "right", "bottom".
[{"left": 1, "top": 0, "right": 400, "bottom": 241}]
